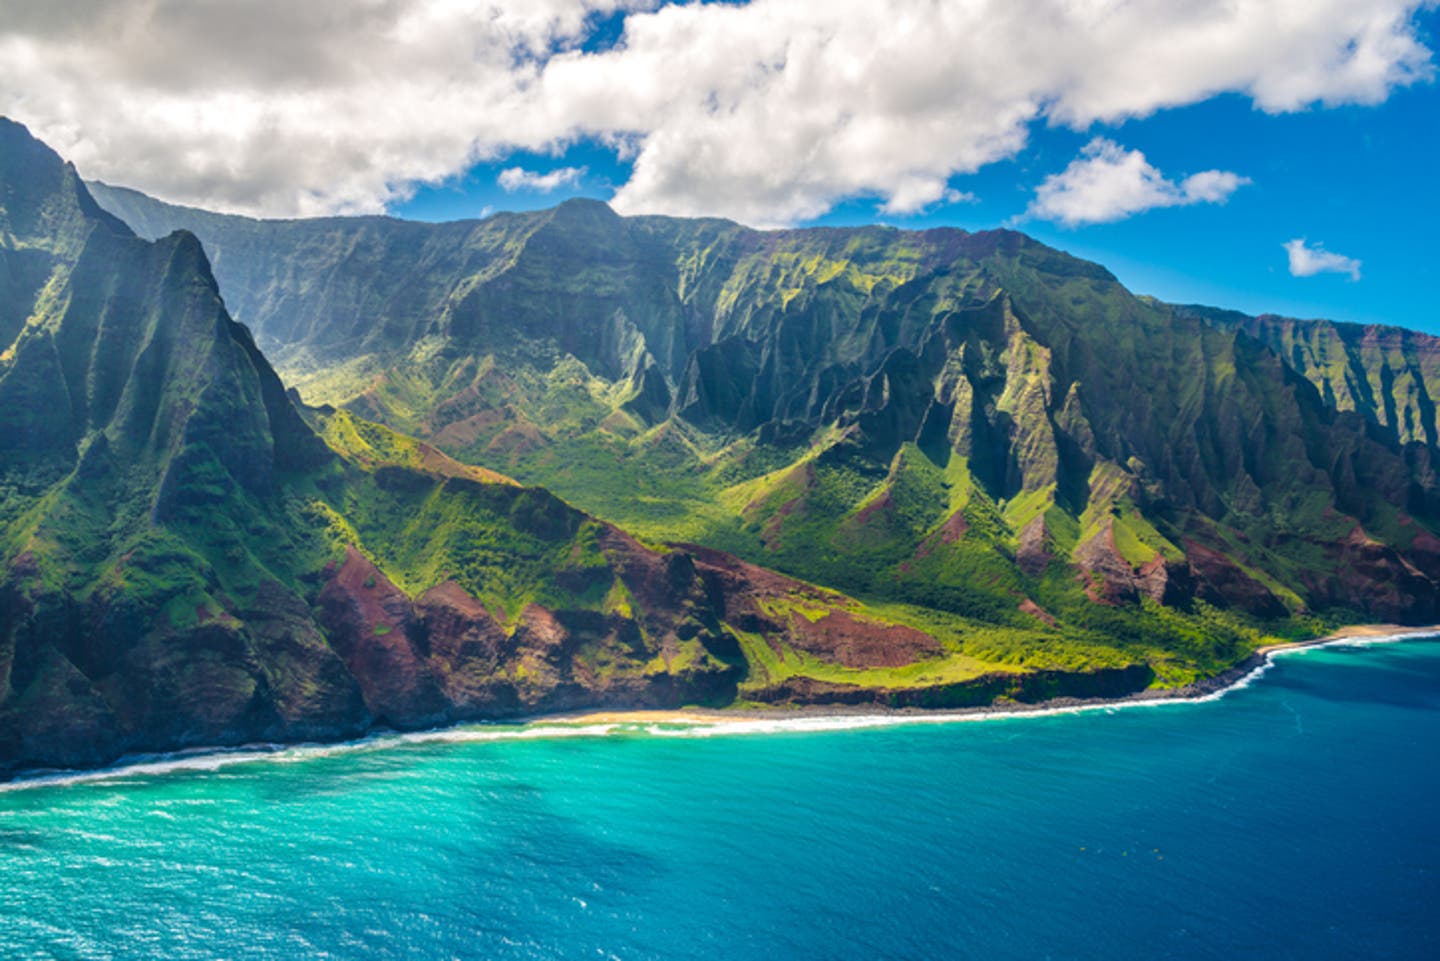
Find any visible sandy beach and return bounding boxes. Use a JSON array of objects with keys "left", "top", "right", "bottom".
[
  {"left": 8, "top": 623, "right": 1438, "bottom": 788},
  {"left": 531, "top": 623, "right": 1440, "bottom": 729},
  {"left": 529, "top": 709, "right": 755, "bottom": 726},
  {"left": 1256, "top": 622, "right": 1440, "bottom": 654}
]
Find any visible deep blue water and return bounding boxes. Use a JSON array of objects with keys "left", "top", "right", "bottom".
[{"left": 2, "top": 638, "right": 1438, "bottom": 960}]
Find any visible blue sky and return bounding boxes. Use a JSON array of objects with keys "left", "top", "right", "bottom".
[{"left": 4, "top": 1, "right": 1435, "bottom": 331}]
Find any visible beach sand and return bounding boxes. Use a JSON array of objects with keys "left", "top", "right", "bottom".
[
  {"left": 1257, "top": 622, "right": 1440, "bottom": 655},
  {"left": 532, "top": 623, "right": 1440, "bottom": 729},
  {"left": 9, "top": 624, "right": 1439, "bottom": 787},
  {"left": 530, "top": 709, "right": 754, "bottom": 726}
]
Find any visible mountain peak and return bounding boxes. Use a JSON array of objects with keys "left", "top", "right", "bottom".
[
  {"left": 0, "top": 117, "right": 130, "bottom": 246},
  {"left": 0, "top": 118, "right": 326, "bottom": 499},
  {"left": 547, "top": 195, "right": 621, "bottom": 226},
  {"left": 555, "top": 195, "right": 614, "bottom": 212}
]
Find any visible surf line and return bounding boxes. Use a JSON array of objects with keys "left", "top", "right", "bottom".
[{"left": 4, "top": 626, "right": 1436, "bottom": 792}]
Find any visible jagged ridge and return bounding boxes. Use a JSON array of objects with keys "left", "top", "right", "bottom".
[
  {"left": 9, "top": 121, "right": 1169, "bottom": 779},
  {"left": 1173, "top": 302, "right": 1440, "bottom": 448},
  {"left": 84, "top": 178, "right": 1440, "bottom": 647}
]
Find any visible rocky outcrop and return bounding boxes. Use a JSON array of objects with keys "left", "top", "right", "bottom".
[
  {"left": 1184, "top": 542, "right": 1287, "bottom": 619},
  {"left": 744, "top": 663, "right": 1156, "bottom": 709},
  {"left": 315, "top": 548, "right": 447, "bottom": 726},
  {"left": 1315, "top": 527, "right": 1439, "bottom": 623}
]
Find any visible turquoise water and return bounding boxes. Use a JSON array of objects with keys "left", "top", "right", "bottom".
[{"left": 2, "top": 639, "right": 1438, "bottom": 960}]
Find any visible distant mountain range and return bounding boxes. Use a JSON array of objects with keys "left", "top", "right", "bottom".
[{"left": 3, "top": 116, "right": 1438, "bottom": 777}]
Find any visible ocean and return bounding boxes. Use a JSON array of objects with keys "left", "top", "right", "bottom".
[{"left": 2, "top": 637, "right": 1437, "bottom": 960}]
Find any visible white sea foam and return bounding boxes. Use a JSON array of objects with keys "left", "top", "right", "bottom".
[
  {"left": 4, "top": 631, "right": 1433, "bottom": 792},
  {"left": 0, "top": 723, "right": 644, "bottom": 792},
  {"left": 1282, "top": 631, "right": 1437, "bottom": 651},
  {"left": 0, "top": 744, "right": 332, "bottom": 793}
]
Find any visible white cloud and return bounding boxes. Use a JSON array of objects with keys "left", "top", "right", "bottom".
[
  {"left": 878, "top": 184, "right": 977, "bottom": 216},
  {"left": 498, "top": 165, "right": 586, "bottom": 192},
  {"left": 0, "top": 0, "right": 1431, "bottom": 223},
  {"left": 1284, "top": 238, "right": 1362, "bottom": 280},
  {"left": 1026, "top": 138, "right": 1250, "bottom": 226},
  {"left": 0, "top": 0, "right": 648, "bottom": 216}
]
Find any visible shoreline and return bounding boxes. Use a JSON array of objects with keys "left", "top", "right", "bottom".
[
  {"left": 5, "top": 623, "right": 1438, "bottom": 789},
  {"left": 527, "top": 623, "right": 1440, "bottom": 729}
]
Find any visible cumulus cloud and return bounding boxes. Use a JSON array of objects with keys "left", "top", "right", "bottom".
[
  {"left": 0, "top": 0, "right": 648, "bottom": 216},
  {"left": 0, "top": 0, "right": 1431, "bottom": 223},
  {"left": 1026, "top": 138, "right": 1250, "bottom": 226},
  {"left": 879, "top": 185, "right": 977, "bottom": 216},
  {"left": 1284, "top": 238, "right": 1362, "bottom": 280},
  {"left": 498, "top": 166, "right": 586, "bottom": 192}
]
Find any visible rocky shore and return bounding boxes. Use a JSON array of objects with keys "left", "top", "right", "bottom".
[
  {"left": 11, "top": 624, "right": 1435, "bottom": 786},
  {"left": 533, "top": 623, "right": 1440, "bottom": 727}
]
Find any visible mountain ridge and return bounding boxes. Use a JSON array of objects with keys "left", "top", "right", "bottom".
[
  {"left": 91, "top": 180, "right": 1434, "bottom": 451},
  {"left": 8, "top": 120, "right": 1216, "bottom": 779},
  {"left": 81, "top": 178, "right": 1440, "bottom": 641},
  {"left": 2, "top": 119, "right": 1438, "bottom": 777},
  {"left": 1170, "top": 302, "right": 1440, "bottom": 448}
]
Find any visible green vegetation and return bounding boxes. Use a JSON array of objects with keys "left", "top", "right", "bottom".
[
  {"left": 78, "top": 165, "right": 1440, "bottom": 692},
  {"left": 4, "top": 117, "right": 1439, "bottom": 777}
]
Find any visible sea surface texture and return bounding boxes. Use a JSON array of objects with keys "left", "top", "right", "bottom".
[{"left": 2, "top": 639, "right": 1438, "bottom": 960}]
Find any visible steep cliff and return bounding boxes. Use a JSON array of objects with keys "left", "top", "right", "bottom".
[
  {"left": 86, "top": 177, "right": 1440, "bottom": 647},
  {"left": 12, "top": 121, "right": 1145, "bottom": 778},
  {"left": 1174, "top": 303, "right": 1440, "bottom": 448}
]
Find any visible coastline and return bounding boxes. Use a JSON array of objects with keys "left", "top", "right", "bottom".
[
  {"left": 1252, "top": 621, "right": 1440, "bottom": 653},
  {"left": 5, "top": 623, "right": 1438, "bottom": 789},
  {"left": 525, "top": 623, "right": 1440, "bottom": 728}
]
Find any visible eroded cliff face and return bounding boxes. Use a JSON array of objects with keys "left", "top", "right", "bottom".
[
  {"left": 0, "top": 118, "right": 359, "bottom": 773},
  {"left": 5, "top": 118, "right": 1437, "bottom": 778},
  {"left": 9, "top": 121, "right": 1176, "bottom": 780},
  {"left": 308, "top": 533, "right": 746, "bottom": 728},
  {"left": 1174, "top": 304, "right": 1440, "bottom": 449},
  {"left": 84, "top": 180, "right": 1440, "bottom": 637}
]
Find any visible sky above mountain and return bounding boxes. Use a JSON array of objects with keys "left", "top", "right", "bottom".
[{"left": 1, "top": 1, "right": 1435, "bottom": 330}]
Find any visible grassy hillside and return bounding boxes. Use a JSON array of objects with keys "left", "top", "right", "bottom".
[
  {"left": 7, "top": 120, "right": 1305, "bottom": 779},
  {"left": 85, "top": 180, "right": 1440, "bottom": 654}
]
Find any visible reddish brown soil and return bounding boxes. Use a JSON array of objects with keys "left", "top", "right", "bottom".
[
  {"left": 939, "top": 509, "right": 970, "bottom": 543},
  {"left": 417, "top": 443, "right": 516, "bottom": 485},
  {"left": 1183, "top": 540, "right": 1286, "bottom": 618},
  {"left": 1018, "top": 598, "right": 1057, "bottom": 627},
  {"left": 1014, "top": 515, "right": 1050, "bottom": 575},
  {"left": 431, "top": 407, "right": 511, "bottom": 448},
  {"left": 1073, "top": 524, "right": 1138, "bottom": 605},
  {"left": 787, "top": 610, "right": 942, "bottom": 668},
  {"left": 314, "top": 547, "right": 446, "bottom": 724},
  {"left": 850, "top": 491, "right": 893, "bottom": 526}
]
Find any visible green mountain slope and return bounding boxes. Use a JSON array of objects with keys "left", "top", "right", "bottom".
[
  {"left": 11, "top": 121, "right": 1185, "bottom": 778},
  {"left": 86, "top": 179, "right": 1440, "bottom": 651},
  {"left": 1172, "top": 303, "right": 1440, "bottom": 448}
]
